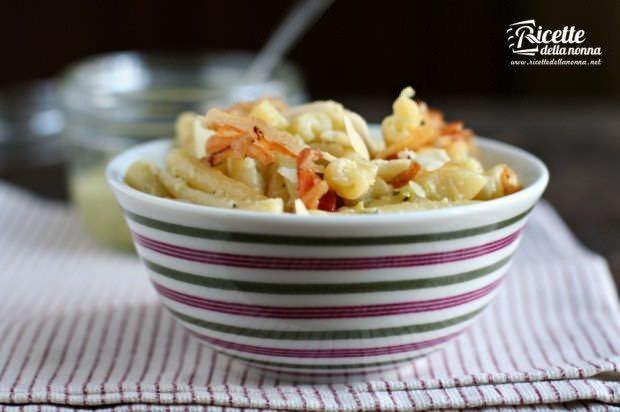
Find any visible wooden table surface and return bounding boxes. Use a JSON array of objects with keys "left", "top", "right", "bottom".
[{"left": 3, "top": 98, "right": 619, "bottom": 291}]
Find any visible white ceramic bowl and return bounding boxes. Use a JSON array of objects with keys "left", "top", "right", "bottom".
[{"left": 106, "top": 137, "right": 548, "bottom": 376}]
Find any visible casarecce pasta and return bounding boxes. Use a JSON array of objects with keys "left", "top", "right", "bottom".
[{"left": 124, "top": 87, "right": 522, "bottom": 214}]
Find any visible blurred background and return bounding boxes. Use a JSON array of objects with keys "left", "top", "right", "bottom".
[{"left": 1, "top": 0, "right": 618, "bottom": 286}]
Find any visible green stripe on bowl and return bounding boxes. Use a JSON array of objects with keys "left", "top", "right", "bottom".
[
  {"left": 168, "top": 306, "right": 485, "bottom": 340},
  {"left": 124, "top": 207, "right": 532, "bottom": 246},
  {"left": 144, "top": 255, "right": 511, "bottom": 295}
]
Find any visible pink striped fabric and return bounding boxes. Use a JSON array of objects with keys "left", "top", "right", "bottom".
[{"left": 0, "top": 182, "right": 619, "bottom": 411}]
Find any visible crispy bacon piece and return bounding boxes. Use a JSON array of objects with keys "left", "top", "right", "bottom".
[
  {"left": 439, "top": 121, "right": 473, "bottom": 140},
  {"left": 252, "top": 127, "right": 296, "bottom": 157},
  {"left": 205, "top": 108, "right": 306, "bottom": 154},
  {"left": 424, "top": 107, "right": 445, "bottom": 129},
  {"left": 207, "top": 148, "right": 234, "bottom": 166},
  {"left": 296, "top": 148, "right": 329, "bottom": 210},
  {"left": 206, "top": 124, "right": 296, "bottom": 166},
  {"left": 390, "top": 162, "right": 421, "bottom": 188},
  {"left": 317, "top": 190, "right": 341, "bottom": 212},
  {"left": 205, "top": 135, "right": 237, "bottom": 153}
]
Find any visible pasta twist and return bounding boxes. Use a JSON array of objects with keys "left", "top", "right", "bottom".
[
  {"left": 381, "top": 87, "right": 424, "bottom": 146},
  {"left": 324, "top": 158, "right": 377, "bottom": 200}
]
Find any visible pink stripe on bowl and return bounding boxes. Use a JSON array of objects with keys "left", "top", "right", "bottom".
[
  {"left": 188, "top": 329, "right": 465, "bottom": 358},
  {"left": 133, "top": 230, "right": 521, "bottom": 270},
  {"left": 154, "top": 277, "right": 504, "bottom": 318}
]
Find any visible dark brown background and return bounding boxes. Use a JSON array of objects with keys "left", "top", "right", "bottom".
[
  {"left": 2, "top": 1, "right": 619, "bottom": 97},
  {"left": 1, "top": 0, "right": 619, "bottom": 287}
]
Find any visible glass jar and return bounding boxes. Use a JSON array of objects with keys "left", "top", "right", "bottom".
[
  {"left": 60, "top": 51, "right": 306, "bottom": 250},
  {"left": 0, "top": 81, "right": 66, "bottom": 198}
]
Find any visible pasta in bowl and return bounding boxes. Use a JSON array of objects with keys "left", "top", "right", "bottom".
[
  {"left": 122, "top": 87, "right": 523, "bottom": 215},
  {"left": 106, "top": 88, "right": 548, "bottom": 378}
]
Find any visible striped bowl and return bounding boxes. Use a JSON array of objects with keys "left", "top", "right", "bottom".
[{"left": 106, "top": 137, "right": 548, "bottom": 377}]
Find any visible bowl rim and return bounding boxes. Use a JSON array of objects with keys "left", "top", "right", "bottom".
[{"left": 106, "top": 136, "right": 549, "bottom": 226}]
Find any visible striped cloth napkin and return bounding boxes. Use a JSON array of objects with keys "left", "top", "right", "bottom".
[{"left": 0, "top": 182, "right": 619, "bottom": 411}]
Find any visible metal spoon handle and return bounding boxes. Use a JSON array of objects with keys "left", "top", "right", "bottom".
[{"left": 243, "top": 0, "right": 333, "bottom": 83}]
